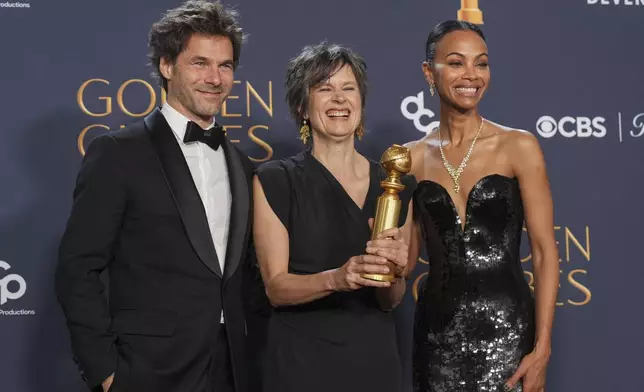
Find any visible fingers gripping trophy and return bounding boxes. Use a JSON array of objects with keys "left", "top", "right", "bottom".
[{"left": 361, "top": 144, "right": 412, "bottom": 283}]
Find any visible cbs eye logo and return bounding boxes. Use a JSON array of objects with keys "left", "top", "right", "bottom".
[
  {"left": 0, "top": 261, "right": 27, "bottom": 306},
  {"left": 536, "top": 115, "right": 607, "bottom": 138}
]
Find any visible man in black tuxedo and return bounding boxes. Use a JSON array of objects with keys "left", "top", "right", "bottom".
[{"left": 55, "top": 2, "right": 258, "bottom": 391}]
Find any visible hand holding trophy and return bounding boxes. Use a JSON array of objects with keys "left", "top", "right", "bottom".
[{"left": 361, "top": 144, "right": 412, "bottom": 283}]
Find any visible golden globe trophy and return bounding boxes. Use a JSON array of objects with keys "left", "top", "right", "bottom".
[
  {"left": 458, "top": 0, "right": 483, "bottom": 24},
  {"left": 361, "top": 144, "right": 412, "bottom": 283}
]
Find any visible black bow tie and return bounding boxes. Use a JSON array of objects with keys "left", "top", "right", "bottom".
[{"left": 183, "top": 121, "right": 225, "bottom": 150}]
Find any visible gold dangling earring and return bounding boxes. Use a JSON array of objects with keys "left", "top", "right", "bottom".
[
  {"left": 355, "top": 123, "right": 364, "bottom": 140},
  {"left": 299, "top": 119, "right": 310, "bottom": 144},
  {"left": 430, "top": 83, "right": 435, "bottom": 97}
]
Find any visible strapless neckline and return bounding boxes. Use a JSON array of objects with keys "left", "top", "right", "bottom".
[
  {"left": 412, "top": 171, "right": 535, "bottom": 392},
  {"left": 417, "top": 174, "right": 518, "bottom": 233}
]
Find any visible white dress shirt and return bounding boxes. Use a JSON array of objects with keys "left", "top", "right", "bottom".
[{"left": 161, "top": 103, "right": 231, "bottom": 323}]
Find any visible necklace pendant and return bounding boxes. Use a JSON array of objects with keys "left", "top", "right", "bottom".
[{"left": 438, "top": 117, "right": 485, "bottom": 197}]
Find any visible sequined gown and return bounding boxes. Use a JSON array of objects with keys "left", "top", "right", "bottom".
[{"left": 412, "top": 175, "right": 535, "bottom": 392}]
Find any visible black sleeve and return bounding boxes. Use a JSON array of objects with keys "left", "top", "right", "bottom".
[
  {"left": 398, "top": 173, "right": 418, "bottom": 227},
  {"left": 255, "top": 160, "right": 291, "bottom": 231},
  {"left": 55, "top": 134, "right": 125, "bottom": 389}
]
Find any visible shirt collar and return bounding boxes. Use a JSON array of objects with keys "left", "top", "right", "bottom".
[{"left": 161, "top": 102, "right": 216, "bottom": 143}]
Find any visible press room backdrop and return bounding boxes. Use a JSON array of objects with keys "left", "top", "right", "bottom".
[{"left": 1, "top": 0, "right": 642, "bottom": 391}]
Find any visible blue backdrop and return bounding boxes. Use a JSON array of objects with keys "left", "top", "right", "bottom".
[{"left": 1, "top": 0, "right": 643, "bottom": 391}]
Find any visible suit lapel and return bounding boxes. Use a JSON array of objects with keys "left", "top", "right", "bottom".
[
  {"left": 145, "top": 109, "right": 223, "bottom": 277},
  {"left": 221, "top": 139, "right": 249, "bottom": 282}
]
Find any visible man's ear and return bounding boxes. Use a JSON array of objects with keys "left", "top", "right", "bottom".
[{"left": 159, "top": 56, "right": 174, "bottom": 83}]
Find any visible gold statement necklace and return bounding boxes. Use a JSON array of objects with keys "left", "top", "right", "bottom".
[{"left": 438, "top": 118, "right": 484, "bottom": 193}]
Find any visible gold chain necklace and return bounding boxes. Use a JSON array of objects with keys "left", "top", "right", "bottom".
[{"left": 438, "top": 119, "right": 484, "bottom": 193}]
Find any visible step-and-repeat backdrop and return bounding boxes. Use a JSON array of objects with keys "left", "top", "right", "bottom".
[{"left": 1, "top": 0, "right": 642, "bottom": 390}]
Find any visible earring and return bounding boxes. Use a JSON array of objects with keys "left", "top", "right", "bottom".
[
  {"left": 430, "top": 84, "right": 435, "bottom": 96},
  {"left": 299, "top": 119, "right": 310, "bottom": 144},
  {"left": 355, "top": 123, "right": 364, "bottom": 140}
]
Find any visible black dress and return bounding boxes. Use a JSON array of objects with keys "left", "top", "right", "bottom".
[
  {"left": 412, "top": 175, "right": 535, "bottom": 392},
  {"left": 255, "top": 149, "right": 414, "bottom": 392}
]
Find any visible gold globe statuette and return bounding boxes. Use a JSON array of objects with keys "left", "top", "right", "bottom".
[
  {"left": 361, "top": 144, "right": 412, "bottom": 283},
  {"left": 458, "top": 0, "right": 483, "bottom": 24}
]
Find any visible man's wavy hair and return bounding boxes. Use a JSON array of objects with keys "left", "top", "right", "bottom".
[{"left": 148, "top": 0, "right": 246, "bottom": 91}]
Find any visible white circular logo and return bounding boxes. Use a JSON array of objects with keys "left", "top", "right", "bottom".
[
  {"left": 0, "top": 260, "right": 27, "bottom": 305},
  {"left": 401, "top": 91, "right": 440, "bottom": 134},
  {"left": 536, "top": 116, "right": 558, "bottom": 138}
]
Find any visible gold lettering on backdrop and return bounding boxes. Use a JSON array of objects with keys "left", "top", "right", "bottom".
[
  {"left": 519, "top": 225, "right": 592, "bottom": 308},
  {"left": 565, "top": 226, "right": 590, "bottom": 262},
  {"left": 247, "top": 81, "right": 273, "bottom": 117},
  {"left": 221, "top": 80, "right": 242, "bottom": 117},
  {"left": 524, "top": 271, "right": 534, "bottom": 291},
  {"left": 526, "top": 270, "right": 565, "bottom": 306},
  {"left": 556, "top": 270, "right": 564, "bottom": 307},
  {"left": 411, "top": 258, "right": 430, "bottom": 301},
  {"left": 77, "top": 79, "right": 112, "bottom": 117},
  {"left": 412, "top": 272, "right": 428, "bottom": 302},
  {"left": 77, "top": 124, "right": 109, "bottom": 156},
  {"left": 417, "top": 225, "right": 593, "bottom": 308},
  {"left": 522, "top": 226, "right": 562, "bottom": 262},
  {"left": 248, "top": 125, "right": 273, "bottom": 162},
  {"left": 116, "top": 79, "right": 156, "bottom": 117},
  {"left": 567, "top": 269, "right": 591, "bottom": 306},
  {"left": 525, "top": 270, "right": 566, "bottom": 307},
  {"left": 77, "top": 78, "right": 275, "bottom": 157}
]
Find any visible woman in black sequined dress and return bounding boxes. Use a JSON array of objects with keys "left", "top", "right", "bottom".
[{"left": 401, "top": 21, "right": 560, "bottom": 392}]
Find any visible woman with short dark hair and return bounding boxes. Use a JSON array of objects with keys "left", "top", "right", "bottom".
[{"left": 252, "top": 42, "right": 415, "bottom": 392}]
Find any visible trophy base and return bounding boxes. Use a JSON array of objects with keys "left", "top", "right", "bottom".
[
  {"left": 457, "top": 9, "right": 483, "bottom": 24},
  {"left": 360, "top": 272, "right": 396, "bottom": 283}
]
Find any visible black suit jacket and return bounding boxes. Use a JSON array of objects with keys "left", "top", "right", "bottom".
[{"left": 55, "top": 108, "right": 255, "bottom": 392}]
